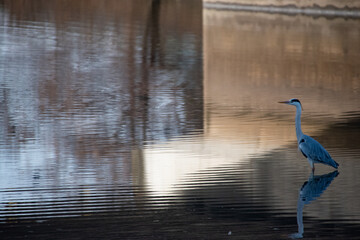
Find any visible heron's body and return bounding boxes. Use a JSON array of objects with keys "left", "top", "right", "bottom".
[
  {"left": 279, "top": 99, "right": 339, "bottom": 172},
  {"left": 298, "top": 135, "right": 338, "bottom": 169}
]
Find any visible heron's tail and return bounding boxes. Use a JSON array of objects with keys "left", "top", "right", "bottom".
[{"left": 331, "top": 159, "right": 339, "bottom": 169}]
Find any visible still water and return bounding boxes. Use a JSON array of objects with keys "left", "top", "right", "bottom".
[{"left": 1, "top": 0, "right": 360, "bottom": 239}]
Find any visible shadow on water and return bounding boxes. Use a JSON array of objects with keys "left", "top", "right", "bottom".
[{"left": 290, "top": 171, "right": 339, "bottom": 239}]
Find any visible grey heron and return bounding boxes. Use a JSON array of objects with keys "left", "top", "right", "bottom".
[{"left": 279, "top": 98, "right": 339, "bottom": 172}]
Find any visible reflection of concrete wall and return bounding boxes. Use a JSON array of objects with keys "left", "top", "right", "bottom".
[
  {"left": 203, "top": 0, "right": 360, "bottom": 9},
  {"left": 204, "top": 9, "right": 360, "bottom": 118}
]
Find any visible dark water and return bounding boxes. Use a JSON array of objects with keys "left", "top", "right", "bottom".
[{"left": 1, "top": 0, "right": 360, "bottom": 239}]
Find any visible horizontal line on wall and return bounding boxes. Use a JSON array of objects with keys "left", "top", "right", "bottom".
[{"left": 203, "top": 2, "right": 360, "bottom": 18}]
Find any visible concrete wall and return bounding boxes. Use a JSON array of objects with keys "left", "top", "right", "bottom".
[{"left": 204, "top": 0, "right": 360, "bottom": 9}]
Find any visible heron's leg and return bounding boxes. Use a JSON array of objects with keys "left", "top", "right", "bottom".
[
  {"left": 310, "top": 160, "right": 315, "bottom": 173},
  {"left": 308, "top": 158, "right": 315, "bottom": 173}
]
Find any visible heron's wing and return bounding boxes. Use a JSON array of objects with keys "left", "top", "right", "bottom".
[{"left": 299, "top": 135, "right": 338, "bottom": 168}]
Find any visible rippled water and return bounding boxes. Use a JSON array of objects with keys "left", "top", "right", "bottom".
[{"left": 1, "top": 0, "right": 360, "bottom": 239}]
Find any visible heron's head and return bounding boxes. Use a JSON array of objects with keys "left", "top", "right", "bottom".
[{"left": 278, "top": 98, "right": 303, "bottom": 110}]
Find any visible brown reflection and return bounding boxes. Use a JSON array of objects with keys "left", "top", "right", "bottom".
[{"left": 204, "top": 9, "right": 360, "bottom": 116}]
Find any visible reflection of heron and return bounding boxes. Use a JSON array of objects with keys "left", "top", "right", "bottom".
[
  {"left": 279, "top": 99, "right": 339, "bottom": 172},
  {"left": 290, "top": 171, "right": 339, "bottom": 239}
]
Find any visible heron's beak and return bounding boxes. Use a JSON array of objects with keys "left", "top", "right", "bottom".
[{"left": 278, "top": 101, "right": 290, "bottom": 104}]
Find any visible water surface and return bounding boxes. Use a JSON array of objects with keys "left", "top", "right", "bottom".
[{"left": 1, "top": 1, "right": 360, "bottom": 239}]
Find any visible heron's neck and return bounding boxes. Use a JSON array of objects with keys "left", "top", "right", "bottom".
[{"left": 295, "top": 105, "right": 303, "bottom": 141}]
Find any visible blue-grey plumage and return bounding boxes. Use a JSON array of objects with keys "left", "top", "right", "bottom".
[
  {"left": 298, "top": 135, "right": 339, "bottom": 169},
  {"left": 279, "top": 98, "right": 339, "bottom": 172}
]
